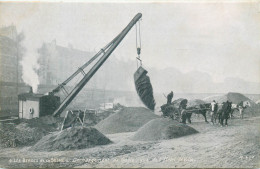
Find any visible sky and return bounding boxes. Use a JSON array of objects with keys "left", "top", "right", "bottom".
[{"left": 0, "top": 1, "right": 259, "bottom": 90}]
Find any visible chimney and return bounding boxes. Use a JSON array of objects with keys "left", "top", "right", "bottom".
[{"left": 29, "top": 86, "right": 33, "bottom": 93}]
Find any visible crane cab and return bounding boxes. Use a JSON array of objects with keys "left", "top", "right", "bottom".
[{"left": 18, "top": 93, "right": 60, "bottom": 119}]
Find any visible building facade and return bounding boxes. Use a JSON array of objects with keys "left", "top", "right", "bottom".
[
  {"left": 0, "top": 25, "right": 29, "bottom": 116},
  {"left": 37, "top": 40, "right": 94, "bottom": 85},
  {"left": 0, "top": 25, "right": 23, "bottom": 83}
]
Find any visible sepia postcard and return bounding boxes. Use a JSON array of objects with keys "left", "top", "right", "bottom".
[{"left": 0, "top": 0, "right": 259, "bottom": 168}]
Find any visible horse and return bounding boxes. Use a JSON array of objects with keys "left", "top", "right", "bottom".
[
  {"left": 210, "top": 102, "right": 219, "bottom": 125},
  {"left": 213, "top": 103, "right": 222, "bottom": 124},
  {"left": 160, "top": 103, "right": 180, "bottom": 121},
  {"left": 230, "top": 101, "right": 251, "bottom": 119},
  {"left": 185, "top": 103, "right": 211, "bottom": 124},
  {"left": 161, "top": 101, "right": 211, "bottom": 124},
  {"left": 160, "top": 99, "right": 188, "bottom": 122},
  {"left": 218, "top": 101, "right": 232, "bottom": 126},
  {"left": 230, "top": 103, "right": 239, "bottom": 118}
]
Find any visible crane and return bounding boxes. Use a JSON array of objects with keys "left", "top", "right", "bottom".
[{"left": 52, "top": 13, "right": 143, "bottom": 117}]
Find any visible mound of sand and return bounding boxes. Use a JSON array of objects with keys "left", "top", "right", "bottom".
[
  {"left": 30, "top": 127, "right": 112, "bottom": 152},
  {"left": 131, "top": 118, "right": 198, "bottom": 141},
  {"left": 95, "top": 107, "right": 159, "bottom": 134},
  {"left": 187, "top": 99, "right": 206, "bottom": 107},
  {"left": 203, "top": 92, "right": 255, "bottom": 105},
  {"left": 172, "top": 98, "right": 185, "bottom": 105},
  {"left": 0, "top": 115, "right": 62, "bottom": 148},
  {"left": 203, "top": 92, "right": 260, "bottom": 117},
  {"left": 0, "top": 123, "right": 45, "bottom": 148}
]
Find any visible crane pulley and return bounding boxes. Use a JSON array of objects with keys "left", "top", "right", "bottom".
[
  {"left": 136, "top": 20, "right": 142, "bottom": 67},
  {"left": 133, "top": 19, "right": 156, "bottom": 111}
]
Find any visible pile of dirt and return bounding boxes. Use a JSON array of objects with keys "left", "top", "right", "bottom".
[
  {"left": 203, "top": 92, "right": 260, "bottom": 117},
  {"left": 243, "top": 105, "right": 260, "bottom": 117},
  {"left": 94, "top": 110, "right": 117, "bottom": 124},
  {"left": 131, "top": 118, "right": 198, "bottom": 141},
  {"left": 21, "top": 115, "right": 62, "bottom": 131},
  {"left": 187, "top": 99, "right": 206, "bottom": 107},
  {"left": 30, "top": 127, "right": 112, "bottom": 152},
  {"left": 256, "top": 100, "right": 260, "bottom": 104},
  {"left": 0, "top": 122, "right": 45, "bottom": 148},
  {"left": 83, "top": 110, "right": 116, "bottom": 127},
  {"left": 0, "top": 115, "right": 62, "bottom": 148},
  {"left": 172, "top": 98, "right": 186, "bottom": 106},
  {"left": 203, "top": 92, "right": 255, "bottom": 105},
  {"left": 95, "top": 107, "right": 159, "bottom": 134},
  {"left": 226, "top": 92, "right": 255, "bottom": 104}
]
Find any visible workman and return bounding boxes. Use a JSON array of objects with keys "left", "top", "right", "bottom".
[
  {"left": 179, "top": 99, "right": 188, "bottom": 124},
  {"left": 210, "top": 100, "right": 217, "bottom": 124},
  {"left": 167, "top": 91, "right": 174, "bottom": 104}
]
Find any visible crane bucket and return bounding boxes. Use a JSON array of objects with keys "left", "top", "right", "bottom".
[{"left": 134, "top": 66, "right": 156, "bottom": 111}]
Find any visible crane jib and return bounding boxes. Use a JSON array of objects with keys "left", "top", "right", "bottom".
[{"left": 53, "top": 13, "right": 142, "bottom": 117}]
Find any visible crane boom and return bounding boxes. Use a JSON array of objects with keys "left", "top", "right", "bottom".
[
  {"left": 53, "top": 13, "right": 142, "bottom": 117},
  {"left": 50, "top": 34, "right": 121, "bottom": 95}
]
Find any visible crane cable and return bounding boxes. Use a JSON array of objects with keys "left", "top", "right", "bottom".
[{"left": 135, "top": 20, "right": 142, "bottom": 68}]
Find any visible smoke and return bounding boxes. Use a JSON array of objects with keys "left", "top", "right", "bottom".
[{"left": 20, "top": 48, "right": 40, "bottom": 93}]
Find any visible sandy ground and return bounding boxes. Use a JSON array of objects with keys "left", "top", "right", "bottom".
[{"left": 0, "top": 115, "right": 259, "bottom": 168}]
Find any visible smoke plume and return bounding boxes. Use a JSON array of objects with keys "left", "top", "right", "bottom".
[{"left": 20, "top": 48, "right": 40, "bottom": 93}]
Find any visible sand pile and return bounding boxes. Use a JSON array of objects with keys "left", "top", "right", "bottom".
[
  {"left": 0, "top": 123, "right": 42, "bottom": 148},
  {"left": 187, "top": 99, "right": 206, "bottom": 107},
  {"left": 226, "top": 92, "right": 254, "bottom": 104},
  {"left": 131, "top": 118, "right": 198, "bottom": 141},
  {"left": 203, "top": 92, "right": 255, "bottom": 105},
  {"left": 0, "top": 115, "right": 62, "bottom": 148},
  {"left": 203, "top": 92, "right": 260, "bottom": 117},
  {"left": 243, "top": 104, "right": 260, "bottom": 117},
  {"left": 172, "top": 98, "right": 185, "bottom": 106},
  {"left": 30, "top": 127, "right": 112, "bottom": 152},
  {"left": 95, "top": 107, "right": 159, "bottom": 134}
]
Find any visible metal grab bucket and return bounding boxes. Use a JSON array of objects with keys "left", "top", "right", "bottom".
[{"left": 134, "top": 66, "right": 156, "bottom": 111}]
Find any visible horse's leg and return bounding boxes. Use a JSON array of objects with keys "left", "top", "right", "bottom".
[
  {"left": 220, "top": 116, "right": 224, "bottom": 126},
  {"left": 203, "top": 112, "right": 208, "bottom": 123},
  {"left": 225, "top": 118, "right": 228, "bottom": 126},
  {"left": 185, "top": 113, "right": 191, "bottom": 124},
  {"left": 210, "top": 112, "right": 214, "bottom": 124},
  {"left": 182, "top": 113, "right": 186, "bottom": 124}
]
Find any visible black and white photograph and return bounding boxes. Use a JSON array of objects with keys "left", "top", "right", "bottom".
[{"left": 0, "top": 0, "right": 260, "bottom": 168}]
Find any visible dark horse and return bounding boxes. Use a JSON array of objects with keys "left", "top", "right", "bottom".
[
  {"left": 161, "top": 101, "right": 211, "bottom": 124},
  {"left": 218, "top": 101, "right": 232, "bottom": 126},
  {"left": 160, "top": 103, "right": 180, "bottom": 120},
  {"left": 186, "top": 103, "right": 211, "bottom": 123}
]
